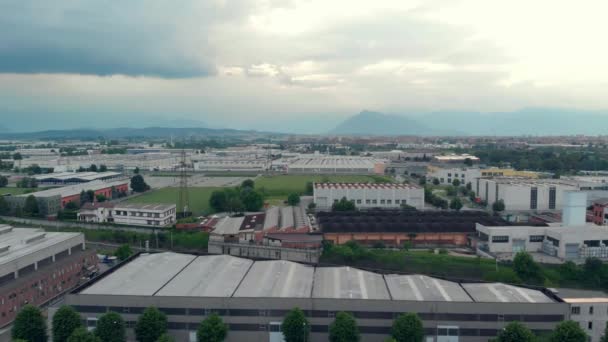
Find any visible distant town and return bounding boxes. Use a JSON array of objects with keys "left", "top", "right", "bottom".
[{"left": 2, "top": 133, "right": 608, "bottom": 341}]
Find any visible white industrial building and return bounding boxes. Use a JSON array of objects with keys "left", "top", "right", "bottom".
[
  {"left": 476, "top": 178, "right": 579, "bottom": 211},
  {"left": 433, "top": 154, "right": 479, "bottom": 164},
  {"left": 476, "top": 192, "right": 608, "bottom": 263},
  {"left": 287, "top": 156, "right": 386, "bottom": 175},
  {"left": 556, "top": 288, "right": 608, "bottom": 342},
  {"left": 14, "top": 153, "right": 180, "bottom": 172},
  {"left": 313, "top": 183, "right": 424, "bottom": 210},
  {"left": 428, "top": 167, "right": 481, "bottom": 186},
  {"left": 193, "top": 158, "right": 269, "bottom": 172},
  {"left": 77, "top": 203, "right": 176, "bottom": 227}
]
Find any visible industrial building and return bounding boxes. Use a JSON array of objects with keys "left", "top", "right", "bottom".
[
  {"left": 591, "top": 199, "right": 608, "bottom": 225},
  {"left": 5, "top": 179, "right": 130, "bottom": 216},
  {"left": 476, "top": 178, "right": 579, "bottom": 211},
  {"left": 476, "top": 192, "right": 608, "bottom": 262},
  {"left": 555, "top": 288, "right": 608, "bottom": 342},
  {"left": 15, "top": 153, "right": 180, "bottom": 172},
  {"left": 313, "top": 183, "right": 424, "bottom": 210},
  {"left": 78, "top": 203, "right": 177, "bottom": 227},
  {"left": 193, "top": 159, "right": 269, "bottom": 173},
  {"left": 61, "top": 252, "right": 569, "bottom": 342},
  {"left": 33, "top": 171, "right": 123, "bottom": 186},
  {"left": 318, "top": 210, "right": 513, "bottom": 247},
  {"left": 432, "top": 154, "right": 479, "bottom": 164},
  {"left": 286, "top": 156, "right": 385, "bottom": 175},
  {"left": 0, "top": 226, "right": 97, "bottom": 328},
  {"left": 427, "top": 167, "right": 539, "bottom": 186}
]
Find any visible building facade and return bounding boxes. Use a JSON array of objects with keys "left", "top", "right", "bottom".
[
  {"left": 313, "top": 183, "right": 424, "bottom": 210},
  {"left": 476, "top": 178, "right": 579, "bottom": 211}
]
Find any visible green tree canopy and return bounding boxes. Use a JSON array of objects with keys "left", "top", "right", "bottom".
[
  {"left": 0, "top": 196, "right": 9, "bottom": 215},
  {"left": 513, "top": 252, "right": 543, "bottom": 284},
  {"left": 135, "top": 307, "right": 167, "bottom": 342},
  {"left": 240, "top": 188, "right": 264, "bottom": 211},
  {"left": 130, "top": 174, "right": 149, "bottom": 193},
  {"left": 494, "top": 322, "right": 536, "bottom": 342},
  {"left": 281, "top": 307, "right": 310, "bottom": 342},
  {"left": 67, "top": 327, "right": 101, "bottom": 342},
  {"left": 0, "top": 175, "right": 8, "bottom": 187},
  {"left": 114, "top": 244, "right": 133, "bottom": 261},
  {"left": 329, "top": 312, "right": 359, "bottom": 342},
  {"left": 209, "top": 190, "right": 228, "bottom": 212},
  {"left": 493, "top": 199, "right": 506, "bottom": 212},
  {"left": 53, "top": 305, "right": 83, "bottom": 342},
  {"left": 24, "top": 194, "right": 40, "bottom": 217},
  {"left": 197, "top": 313, "right": 228, "bottom": 342},
  {"left": 99, "top": 164, "right": 108, "bottom": 172},
  {"left": 287, "top": 193, "right": 301, "bottom": 206},
  {"left": 449, "top": 198, "right": 463, "bottom": 211},
  {"left": 156, "top": 334, "right": 174, "bottom": 342},
  {"left": 391, "top": 313, "right": 424, "bottom": 342},
  {"left": 241, "top": 179, "right": 254, "bottom": 189},
  {"left": 95, "top": 311, "right": 126, "bottom": 342},
  {"left": 550, "top": 320, "right": 587, "bottom": 342},
  {"left": 12, "top": 305, "right": 47, "bottom": 342},
  {"left": 452, "top": 179, "right": 461, "bottom": 187},
  {"left": 332, "top": 197, "right": 356, "bottom": 212}
]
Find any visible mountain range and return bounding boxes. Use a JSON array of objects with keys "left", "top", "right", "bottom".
[{"left": 329, "top": 108, "right": 608, "bottom": 136}]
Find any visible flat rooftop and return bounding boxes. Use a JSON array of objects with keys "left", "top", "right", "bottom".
[
  {"left": 17, "top": 179, "right": 129, "bottom": 198},
  {"left": 0, "top": 226, "right": 83, "bottom": 277},
  {"left": 76, "top": 252, "right": 557, "bottom": 304},
  {"left": 114, "top": 203, "right": 176, "bottom": 211},
  {"left": 314, "top": 183, "right": 419, "bottom": 190}
]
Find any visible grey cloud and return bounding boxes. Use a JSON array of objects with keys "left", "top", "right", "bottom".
[{"left": 0, "top": 1, "right": 254, "bottom": 78}]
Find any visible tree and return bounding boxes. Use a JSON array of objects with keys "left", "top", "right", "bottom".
[
  {"left": 67, "top": 327, "right": 100, "bottom": 342},
  {"left": 65, "top": 201, "right": 80, "bottom": 210},
  {"left": 466, "top": 182, "right": 472, "bottom": 191},
  {"left": 156, "top": 334, "right": 174, "bottom": 342},
  {"left": 0, "top": 196, "right": 9, "bottom": 215},
  {"left": 131, "top": 174, "right": 149, "bottom": 193},
  {"left": 89, "top": 164, "right": 98, "bottom": 172},
  {"left": 493, "top": 199, "right": 506, "bottom": 212},
  {"left": 449, "top": 198, "right": 463, "bottom": 211},
  {"left": 494, "top": 322, "right": 535, "bottom": 342},
  {"left": 86, "top": 190, "right": 96, "bottom": 203},
  {"left": 80, "top": 190, "right": 88, "bottom": 205},
  {"left": 0, "top": 175, "right": 7, "bottom": 187},
  {"left": 550, "top": 320, "right": 587, "bottom": 342},
  {"left": 114, "top": 244, "right": 133, "bottom": 261},
  {"left": 432, "top": 178, "right": 440, "bottom": 185},
  {"left": 513, "top": 252, "right": 543, "bottom": 284},
  {"left": 99, "top": 164, "right": 108, "bottom": 172},
  {"left": 452, "top": 179, "right": 461, "bottom": 187},
  {"left": 241, "top": 179, "right": 254, "bottom": 189},
  {"left": 95, "top": 311, "right": 126, "bottom": 342},
  {"left": 12, "top": 305, "right": 47, "bottom": 342},
  {"left": 53, "top": 305, "right": 83, "bottom": 342},
  {"left": 209, "top": 190, "right": 228, "bottom": 212},
  {"left": 240, "top": 189, "right": 263, "bottom": 211},
  {"left": 13, "top": 152, "right": 22, "bottom": 160},
  {"left": 134, "top": 167, "right": 140, "bottom": 174},
  {"left": 287, "top": 193, "right": 301, "bottom": 206},
  {"left": 281, "top": 308, "right": 310, "bottom": 342},
  {"left": 332, "top": 197, "right": 356, "bottom": 212},
  {"left": 307, "top": 202, "right": 316, "bottom": 210},
  {"left": 96, "top": 194, "right": 107, "bottom": 203},
  {"left": 197, "top": 313, "right": 228, "bottom": 342},
  {"left": 464, "top": 157, "right": 473, "bottom": 166},
  {"left": 305, "top": 181, "right": 314, "bottom": 195},
  {"left": 391, "top": 313, "right": 423, "bottom": 342},
  {"left": 24, "top": 194, "right": 40, "bottom": 217},
  {"left": 329, "top": 312, "right": 359, "bottom": 342},
  {"left": 135, "top": 307, "right": 167, "bottom": 342}
]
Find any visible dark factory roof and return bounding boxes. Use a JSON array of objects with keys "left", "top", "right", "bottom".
[{"left": 317, "top": 210, "right": 520, "bottom": 233}]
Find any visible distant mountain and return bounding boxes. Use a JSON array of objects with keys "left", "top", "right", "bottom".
[
  {"left": 0, "top": 126, "right": 281, "bottom": 140},
  {"left": 330, "top": 111, "right": 440, "bottom": 136},
  {"left": 331, "top": 108, "right": 608, "bottom": 136}
]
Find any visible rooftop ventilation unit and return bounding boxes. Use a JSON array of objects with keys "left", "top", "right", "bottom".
[{"left": 24, "top": 233, "right": 46, "bottom": 244}]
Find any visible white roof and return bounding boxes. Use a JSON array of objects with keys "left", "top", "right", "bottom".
[
  {"left": 212, "top": 217, "right": 244, "bottom": 235},
  {"left": 462, "top": 283, "right": 554, "bottom": 303},
  {"left": 313, "top": 266, "right": 390, "bottom": 300},
  {"left": 233, "top": 260, "right": 314, "bottom": 298},
  {"left": 156, "top": 255, "right": 253, "bottom": 297},
  {"left": 17, "top": 179, "right": 129, "bottom": 198},
  {"left": 385, "top": 274, "right": 472, "bottom": 302},
  {"left": 81, "top": 252, "right": 196, "bottom": 296}
]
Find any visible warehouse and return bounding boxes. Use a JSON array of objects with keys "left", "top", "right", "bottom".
[
  {"left": 476, "top": 178, "right": 579, "bottom": 211},
  {"left": 318, "top": 210, "right": 513, "bottom": 247},
  {"left": 5, "top": 179, "right": 129, "bottom": 216},
  {"left": 313, "top": 183, "right": 424, "bottom": 210},
  {"left": 287, "top": 156, "right": 386, "bottom": 175},
  {"left": 61, "top": 252, "right": 568, "bottom": 342},
  {"left": 0, "top": 226, "right": 97, "bottom": 327},
  {"left": 427, "top": 167, "right": 540, "bottom": 186},
  {"left": 34, "top": 171, "right": 123, "bottom": 185},
  {"left": 78, "top": 203, "right": 177, "bottom": 227},
  {"left": 193, "top": 159, "right": 269, "bottom": 172}
]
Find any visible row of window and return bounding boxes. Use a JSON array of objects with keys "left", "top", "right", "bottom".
[
  {"left": 571, "top": 306, "right": 603, "bottom": 315},
  {"left": 491, "top": 235, "right": 554, "bottom": 244},
  {"left": 73, "top": 306, "right": 564, "bottom": 322},
  {"left": 335, "top": 199, "right": 409, "bottom": 205}
]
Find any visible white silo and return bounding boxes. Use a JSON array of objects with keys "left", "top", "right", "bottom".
[{"left": 562, "top": 191, "right": 587, "bottom": 227}]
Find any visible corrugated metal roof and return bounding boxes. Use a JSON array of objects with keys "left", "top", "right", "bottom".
[
  {"left": 313, "top": 266, "right": 390, "bottom": 300},
  {"left": 385, "top": 274, "right": 472, "bottom": 302},
  {"left": 233, "top": 260, "right": 314, "bottom": 298}
]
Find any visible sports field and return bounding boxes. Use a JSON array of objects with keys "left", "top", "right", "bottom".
[
  {"left": 125, "top": 187, "right": 220, "bottom": 216},
  {"left": 254, "top": 174, "right": 392, "bottom": 197}
]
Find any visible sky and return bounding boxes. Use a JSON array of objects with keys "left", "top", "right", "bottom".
[{"left": 1, "top": 0, "right": 607, "bottom": 133}]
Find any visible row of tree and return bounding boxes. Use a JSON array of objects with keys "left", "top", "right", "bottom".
[
  {"left": 76, "top": 164, "right": 109, "bottom": 172},
  {"left": 209, "top": 179, "right": 264, "bottom": 213},
  {"left": 12, "top": 305, "right": 228, "bottom": 342}
]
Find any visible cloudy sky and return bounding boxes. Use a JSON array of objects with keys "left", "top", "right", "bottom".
[{"left": 1, "top": 0, "right": 607, "bottom": 132}]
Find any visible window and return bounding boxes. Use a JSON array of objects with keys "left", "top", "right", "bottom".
[
  {"left": 549, "top": 187, "right": 556, "bottom": 210},
  {"left": 530, "top": 187, "right": 538, "bottom": 210},
  {"left": 492, "top": 236, "right": 509, "bottom": 243},
  {"left": 372, "top": 199, "right": 377, "bottom": 204},
  {"left": 356, "top": 199, "right": 362, "bottom": 204},
  {"left": 395, "top": 199, "right": 401, "bottom": 204},
  {"left": 571, "top": 307, "right": 580, "bottom": 315},
  {"left": 588, "top": 322, "right": 593, "bottom": 330},
  {"left": 589, "top": 306, "right": 594, "bottom": 315},
  {"left": 387, "top": 200, "right": 392, "bottom": 204},
  {"left": 529, "top": 235, "right": 544, "bottom": 242},
  {"left": 448, "top": 173, "right": 452, "bottom": 177},
  {"left": 380, "top": 199, "right": 385, "bottom": 204},
  {"left": 365, "top": 199, "right": 371, "bottom": 204}
]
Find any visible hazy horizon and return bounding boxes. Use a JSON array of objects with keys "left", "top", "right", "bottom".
[{"left": 1, "top": 1, "right": 608, "bottom": 133}]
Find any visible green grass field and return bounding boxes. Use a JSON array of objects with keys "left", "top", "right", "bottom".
[
  {"left": 255, "top": 175, "right": 392, "bottom": 197},
  {"left": 125, "top": 187, "right": 220, "bottom": 216},
  {"left": 0, "top": 187, "right": 40, "bottom": 195}
]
